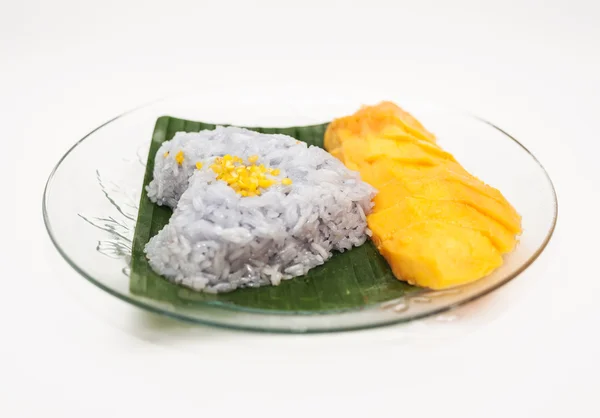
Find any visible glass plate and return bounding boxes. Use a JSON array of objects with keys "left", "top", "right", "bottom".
[{"left": 43, "top": 92, "right": 557, "bottom": 333}]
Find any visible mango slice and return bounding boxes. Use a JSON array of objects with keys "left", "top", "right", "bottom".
[{"left": 324, "top": 102, "right": 522, "bottom": 289}]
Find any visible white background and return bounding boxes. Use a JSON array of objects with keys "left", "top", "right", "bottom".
[{"left": 2, "top": 0, "right": 599, "bottom": 417}]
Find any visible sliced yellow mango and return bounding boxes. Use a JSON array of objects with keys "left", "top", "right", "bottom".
[
  {"left": 379, "top": 222, "right": 503, "bottom": 289},
  {"left": 368, "top": 197, "right": 516, "bottom": 253},
  {"left": 324, "top": 101, "right": 436, "bottom": 152},
  {"left": 324, "top": 101, "right": 522, "bottom": 289},
  {"left": 364, "top": 138, "right": 457, "bottom": 164}
]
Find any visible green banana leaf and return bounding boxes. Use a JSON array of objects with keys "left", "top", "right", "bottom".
[{"left": 130, "top": 116, "right": 416, "bottom": 312}]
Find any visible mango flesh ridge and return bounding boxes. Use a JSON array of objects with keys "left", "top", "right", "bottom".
[
  {"left": 324, "top": 102, "right": 522, "bottom": 289},
  {"left": 379, "top": 221, "right": 503, "bottom": 289}
]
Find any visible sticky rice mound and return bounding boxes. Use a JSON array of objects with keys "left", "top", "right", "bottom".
[{"left": 145, "top": 127, "right": 376, "bottom": 293}]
